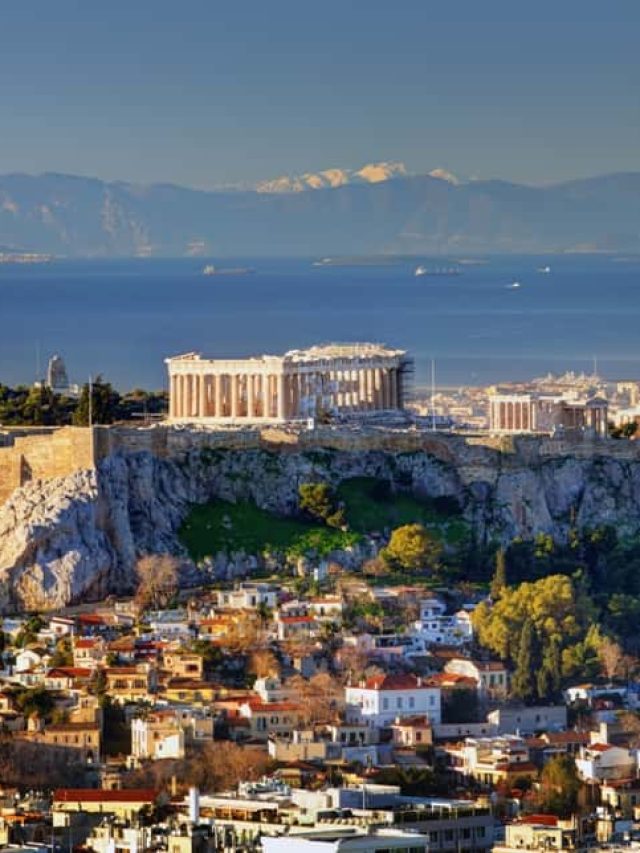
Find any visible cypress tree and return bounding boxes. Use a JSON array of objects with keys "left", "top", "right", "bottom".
[
  {"left": 490, "top": 548, "right": 508, "bottom": 599},
  {"left": 512, "top": 619, "right": 539, "bottom": 704}
]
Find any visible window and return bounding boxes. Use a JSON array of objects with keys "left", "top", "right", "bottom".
[
  {"left": 429, "top": 695, "right": 435, "bottom": 706},
  {"left": 409, "top": 696, "right": 415, "bottom": 709},
  {"left": 397, "top": 697, "right": 403, "bottom": 709},
  {"left": 383, "top": 698, "right": 389, "bottom": 710}
]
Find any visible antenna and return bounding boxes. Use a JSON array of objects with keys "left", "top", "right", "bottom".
[
  {"left": 431, "top": 358, "right": 436, "bottom": 432},
  {"left": 593, "top": 355, "right": 598, "bottom": 378},
  {"left": 35, "top": 341, "right": 41, "bottom": 384}
]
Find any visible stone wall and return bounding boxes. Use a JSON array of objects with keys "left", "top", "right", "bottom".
[
  {"left": 2, "top": 422, "right": 640, "bottom": 510},
  {"left": 0, "top": 427, "right": 95, "bottom": 505}
]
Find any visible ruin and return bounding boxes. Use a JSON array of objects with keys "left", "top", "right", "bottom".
[{"left": 165, "top": 343, "right": 412, "bottom": 423}]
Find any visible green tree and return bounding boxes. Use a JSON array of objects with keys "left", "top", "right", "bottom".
[
  {"left": 511, "top": 620, "right": 539, "bottom": 704},
  {"left": 298, "top": 483, "right": 345, "bottom": 528},
  {"left": 15, "top": 687, "right": 55, "bottom": 719},
  {"left": 50, "top": 637, "right": 73, "bottom": 667},
  {"left": 73, "top": 376, "right": 121, "bottom": 425},
  {"left": 537, "top": 636, "right": 562, "bottom": 701},
  {"left": 472, "top": 574, "right": 585, "bottom": 663},
  {"left": 490, "top": 548, "right": 508, "bottom": 599},
  {"left": 536, "top": 755, "right": 581, "bottom": 817},
  {"left": 381, "top": 523, "right": 442, "bottom": 572}
]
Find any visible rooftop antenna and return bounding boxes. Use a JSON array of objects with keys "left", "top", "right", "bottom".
[
  {"left": 35, "top": 341, "right": 41, "bottom": 384},
  {"left": 431, "top": 358, "right": 436, "bottom": 432},
  {"left": 593, "top": 354, "right": 598, "bottom": 378}
]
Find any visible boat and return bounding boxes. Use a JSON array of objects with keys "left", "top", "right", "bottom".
[
  {"left": 537, "top": 265, "right": 551, "bottom": 274},
  {"left": 414, "top": 266, "right": 461, "bottom": 277},
  {"left": 508, "top": 281, "right": 521, "bottom": 289},
  {"left": 202, "top": 264, "right": 254, "bottom": 276}
]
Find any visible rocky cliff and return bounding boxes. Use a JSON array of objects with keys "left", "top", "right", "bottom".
[{"left": 1, "top": 441, "right": 640, "bottom": 612}]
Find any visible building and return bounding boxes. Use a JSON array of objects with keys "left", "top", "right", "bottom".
[
  {"left": 412, "top": 598, "right": 473, "bottom": 647},
  {"left": 216, "top": 583, "right": 278, "bottom": 610},
  {"left": 575, "top": 742, "right": 637, "bottom": 783},
  {"left": 166, "top": 343, "right": 411, "bottom": 422},
  {"left": 346, "top": 674, "right": 441, "bottom": 727},
  {"left": 444, "top": 658, "right": 509, "bottom": 699},
  {"left": 22, "top": 717, "right": 101, "bottom": 764},
  {"left": 489, "top": 392, "right": 608, "bottom": 436},
  {"left": 447, "top": 735, "right": 538, "bottom": 787},
  {"left": 486, "top": 705, "right": 567, "bottom": 735},
  {"left": 52, "top": 789, "right": 161, "bottom": 824},
  {"left": 493, "top": 817, "right": 583, "bottom": 853},
  {"left": 131, "top": 712, "right": 185, "bottom": 761},
  {"left": 43, "top": 354, "right": 79, "bottom": 397}
]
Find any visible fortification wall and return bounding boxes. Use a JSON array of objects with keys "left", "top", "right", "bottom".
[
  {"left": 0, "top": 427, "right": 95, "bottom": 505},
  {"left": 2, "top": 421, "right": 640, "bottom": 507}
]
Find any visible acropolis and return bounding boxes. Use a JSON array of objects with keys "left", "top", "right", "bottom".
[{"left": 165, "top": 343, "right": 411, "bottom": 422}]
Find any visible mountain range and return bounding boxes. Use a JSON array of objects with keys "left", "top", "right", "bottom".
[{"left": 0, "top": 163, "right": 638, "bottom": 257}]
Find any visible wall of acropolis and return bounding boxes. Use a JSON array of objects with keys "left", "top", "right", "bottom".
[{"left": 0, "top": 427, "right": 96, "bottom": 505}]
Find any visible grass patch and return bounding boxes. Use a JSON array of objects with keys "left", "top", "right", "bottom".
[
  {"left": 336, "top": 477, "right": 467, "bottom": 545},
  {"left": 179, "top": 499, "right": 360, "bottom": 562}
]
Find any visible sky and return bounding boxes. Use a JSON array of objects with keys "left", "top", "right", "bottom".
[{"left": 0, "top": 0, "right": 638, "bottom": 189}]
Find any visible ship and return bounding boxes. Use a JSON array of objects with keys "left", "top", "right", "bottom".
[
  {"left": 202, "top": 263, "right": 254, "bottom": 276},
  {"left": 414, "top": 266, "right": 461, "bottom": 277},
  {"left": 537, "top": 265, "right": 551, "bottom": 274}
]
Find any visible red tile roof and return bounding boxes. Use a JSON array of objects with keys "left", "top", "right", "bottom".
[
  {"left": 246, "top": 700, "right": 304, "bottom": 713},
  {"left": 362, "top": 674, "right": 437, "bottom": 691},
  {"left": 54, "top": 789, "right": 157, "bottom": 803},
  {"left": 47, "top": 667, "right": 93, "bottom": 679},
  {"left": 521, "top": 814, "right": 559, "bottom": 827},
  {"left": 279, "top": 616, "right": 316, "bottom": 624}
]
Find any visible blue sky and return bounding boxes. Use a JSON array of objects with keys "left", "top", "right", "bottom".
[{"left": 0, "top": 0, "right": 638, "bottom": 188}]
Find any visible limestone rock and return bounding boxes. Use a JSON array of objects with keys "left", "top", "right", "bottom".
[{"left": 2, "top": 443, "right": 640, "bottom": 612}]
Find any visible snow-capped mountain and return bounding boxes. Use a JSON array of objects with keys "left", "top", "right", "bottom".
[{"left": 255, "top": 161, "right": 408, "bottom": 193}]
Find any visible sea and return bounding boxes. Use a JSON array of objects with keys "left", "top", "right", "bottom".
[{"left": 1, "top": 254, "right": 639, "bottom": 392}]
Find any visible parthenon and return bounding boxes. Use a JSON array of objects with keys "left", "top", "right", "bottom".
[{"left": 166, "top": 343, "right": 410, "bottom": 422}]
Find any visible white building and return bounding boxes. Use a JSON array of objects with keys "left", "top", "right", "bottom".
[
  {"left": 131, "top": 713, "right": 186, "bottom": 761},
  {"left": 412, "top": 598, "right": 473, "bottom": 647},
  {"left": 345, "top": 674, "right": 441, "bottom": 728},
  {"left": 444, "top": 658, "right": 509, "bottom": 699},
  {"left": 216, "top": 583, "right": 278, "bottom": 610},
  {"left": 575, "top": 742, "right": 637, "bottom": 783}
]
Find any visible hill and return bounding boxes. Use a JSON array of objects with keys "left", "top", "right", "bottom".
[{"left": 0, "top": 169, "right": 639, "bottom": 257}]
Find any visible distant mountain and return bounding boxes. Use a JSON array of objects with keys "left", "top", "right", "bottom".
[
  {"left": 255, "top": 161, "right": 408, "bottom": 193},
  {"left": 0, "top": 168, "right": 638, "bottom": 257}
]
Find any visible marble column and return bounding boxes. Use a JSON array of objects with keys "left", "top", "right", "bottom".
[
  {"left": 214, "top": 375, "right": 222, "bottom": 417},
  {"left": 230, "top": 375, "right": 239, "bottom": 418},
  {"left": 277, "top": 373, "right": 286, "bottom": 420},
  {"left": 374, "top": 368, "right": 383, "bottom": 409},
  {"left": 184, "top": 375, "right": 191, "bottom": 418},
  {"left": 170, "top": 376, "right": 177, "bottom": 418},
  {"left": 357, "top": 370, "right": 366, "bottom": 411},
  {"left": 247, "top": 374, "right": 255, "bottom": 418},
  {"left": 199, "top": 375, "right": 207, "bottom": 418}
]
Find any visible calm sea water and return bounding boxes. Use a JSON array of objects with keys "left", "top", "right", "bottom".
[{"left": 1, "top": 255, "right": 640, "bottom": 391}]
